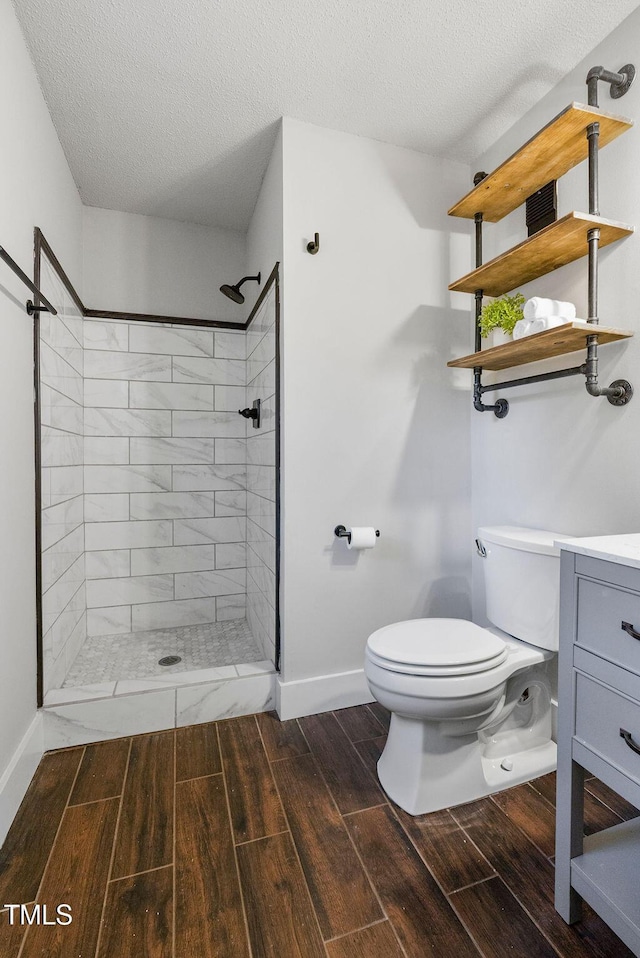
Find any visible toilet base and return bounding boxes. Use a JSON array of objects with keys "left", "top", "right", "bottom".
[{"left": 377, "top": 712, "right": 557, "bottom": 816}]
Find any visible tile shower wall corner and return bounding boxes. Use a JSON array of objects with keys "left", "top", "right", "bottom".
[
  {"left": 39, "top": 259, "right": 86, "bottom": 694},
  {"left": 82, "top": 319, "right": 247, "bottom": 635},
  {"left": 245, "top": 286, "right": 277, "bottom": 664}
]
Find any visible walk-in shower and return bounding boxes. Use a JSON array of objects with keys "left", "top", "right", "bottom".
[{"left": 36, "top": 231, "right": 279, "bottom": 718}]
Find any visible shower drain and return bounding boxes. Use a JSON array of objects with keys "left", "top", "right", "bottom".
[{"left": 158, "top": 655, "right": 182, "bottom": 667}]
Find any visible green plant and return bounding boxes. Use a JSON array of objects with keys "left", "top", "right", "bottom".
[{"left": 479, "top": 292, "right": 525, "bottom": 338}]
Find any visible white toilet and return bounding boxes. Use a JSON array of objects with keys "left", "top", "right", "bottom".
[{"left": 365, "top": 526, "right": 568, "bottom": 815}]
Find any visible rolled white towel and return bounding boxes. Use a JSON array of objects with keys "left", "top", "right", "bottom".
[
  {"left": 513, "top": 319, "right": 534, "bottom": 340},
  {"left": 529, "top": 316, "right": 572, "bottom": 335},
  {"left": 524, "top": 297, "right": 576, "bottom": 321}
]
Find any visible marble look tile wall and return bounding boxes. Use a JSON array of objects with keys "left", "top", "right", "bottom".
[
  {"left": 82, "top": 319, "right": 248, "bottom": 636},
  {"left": 39, "top": 260, "right": 86, "bottom": 694},
  {"left": 245, "top": 286, "right": 277, "bottom": 663}
]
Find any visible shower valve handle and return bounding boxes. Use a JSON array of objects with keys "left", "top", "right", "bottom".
[{"left": 238, "top": 399, "right": 261, "bottom": 428}]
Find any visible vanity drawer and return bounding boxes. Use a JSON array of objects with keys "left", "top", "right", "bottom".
[
  {"left": 576, "top": 577, "right": 640, "bottom": 675},
  {"left": 575, "top": 672, "right": 640, "bottom": 790}
]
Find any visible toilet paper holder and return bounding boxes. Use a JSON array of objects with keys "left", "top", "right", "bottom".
[{"left": 334, "top": 524, "right": 380, "bottom": 543}]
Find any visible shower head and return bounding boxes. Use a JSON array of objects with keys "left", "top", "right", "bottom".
[
  {"left": 219, "top": 283, "right": 245, "bottom": 304},
  {"left": 219, "top": 273, "right": 261, "bottom": 304}
]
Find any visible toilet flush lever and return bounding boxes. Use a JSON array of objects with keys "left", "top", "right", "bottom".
[{"left": 475, "top": 539, "right": 487, "bottom": 558}]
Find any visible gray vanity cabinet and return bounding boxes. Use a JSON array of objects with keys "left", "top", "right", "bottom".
[{"left": 555, "top": 550, "right": 640, "bottom": 955}]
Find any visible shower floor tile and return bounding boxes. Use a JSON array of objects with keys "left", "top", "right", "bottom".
[{"left": 63, "top": 619, "right": 266, "bottom": 686}]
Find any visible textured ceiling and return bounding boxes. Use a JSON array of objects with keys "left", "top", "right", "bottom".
[{"left": 12, "top": 0, "right": 640, "bottom": 231}]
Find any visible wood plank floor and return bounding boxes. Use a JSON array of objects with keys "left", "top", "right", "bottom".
[{"left": 0, "top": 703, "right": 637, "bottom": 957}]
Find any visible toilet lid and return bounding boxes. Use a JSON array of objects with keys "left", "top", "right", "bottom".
[{"left": 367, "top": 619, "right": 508, "bottom": 676}]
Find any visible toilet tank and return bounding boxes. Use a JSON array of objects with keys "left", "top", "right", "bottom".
[{"left": 477, "top": 526, "right": 571, "bottom": 652}]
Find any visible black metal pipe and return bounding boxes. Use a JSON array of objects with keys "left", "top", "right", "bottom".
[
  {"left": 584, "top": 116, "right": 602, "bottom": 400},
  {"left": 585, "top": 124, "right": 600, "bottom": 398},
  {"left": 473, "top": 284, "right": 485, "bottom": 410},
  {"left": 470, "top": 210, "right": 504, "bottom": 415},
  {"left": 584, "top": 334, "right": 600, "bottom": 396},
  {"left": 587, "top": 227, "right": 600, "bottom": 323},
  {"left": 587, "top": 123, "right": 600, "bottom": 216},
  {"left": 480, "top": 365, "right": 586, "bottom": 394},
  {"left": 581, "top": 105, "right": 627, "bottom": 403},
  {"left": 582, "top": 226, "right": 614, "bottom": 397},
  {"left": 474, "top": 290, "right": 482, "bottom": 355},
  {"left": 474, "top": 213, "right": 483, "bottom": 270},
  {"left": 583, "top": 227, "right": 626, "bottom": 401},
  {"left": 587, "top": 65, "right": 629, "bottom": 107},
  {"left": 583, "top": 332, "right": 624, "bottom": 400},
  {"left": 0, "top": 245, "right": 58, "bottom": 315}
]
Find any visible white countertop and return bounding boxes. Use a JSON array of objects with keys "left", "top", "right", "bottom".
[{"left": 555, "top": 533, "right": 640, "bottom": 570}]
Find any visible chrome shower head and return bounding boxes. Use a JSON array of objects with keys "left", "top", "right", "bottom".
[{"left": 219, "top": 273, "right": 261, "bottom": 304}]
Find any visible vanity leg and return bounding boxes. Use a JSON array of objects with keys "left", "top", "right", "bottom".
[
  {"left": 555, "top": 758, "right": 584, "bottom": 922},
  {"left": 555, "top": 551, "right": 584, "bottom": 923}
]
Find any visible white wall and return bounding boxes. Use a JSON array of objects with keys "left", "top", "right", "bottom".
[
  {"left": 279, "top": 118, "right": 472, "bottom": 687},
  {"left": 0, "top": 0, "right": 82, "bottom": 827},
  {"left": 470, "top": 7, "right": 640, "bottom": 625},
  {"left": 245, "top": 125, "right": 283, "bottom": 307},
  {"left": 83, "top": 207, "right": 246, "bottom": 323}
]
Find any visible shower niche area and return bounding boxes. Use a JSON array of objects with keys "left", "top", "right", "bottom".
[{"left": 37, "top": 236, "right": 279, "bottom": 743}]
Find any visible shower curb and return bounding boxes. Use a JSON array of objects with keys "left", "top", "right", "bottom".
[{"left": 41, "top": 671, "right": 276, "bottom": 750}]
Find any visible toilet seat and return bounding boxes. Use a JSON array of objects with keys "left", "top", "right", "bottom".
[{"left": 367, "top": 618, "right": 508, "bottom": 677}]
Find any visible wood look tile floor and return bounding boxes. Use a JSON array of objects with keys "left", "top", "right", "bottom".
[{"left": 0, "top": 704, "right": 637, "bottom": 958}]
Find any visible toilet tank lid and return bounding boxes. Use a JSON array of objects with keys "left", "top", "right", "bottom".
[{"left": 478, "top": 525, "right": 572, "bottom": 557}]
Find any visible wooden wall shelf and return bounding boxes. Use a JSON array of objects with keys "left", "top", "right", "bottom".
[
  {"left": 446, "top": 73, "right": 635, "bottom": 416},
  {"left": 448, "top": 103, "right": 632, "bottom": 223},
  {"left": 447, "top": 322, "right": 633, "bottom": 371},
  {"left": 448, "top": 212, "right": 633, "bottom": 297}
]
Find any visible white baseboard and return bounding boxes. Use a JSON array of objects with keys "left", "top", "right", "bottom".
[
  {"left": 0, "top": 714, "right": 44, "bottom": 848},
  {"left": 277, "top": 677, "right": 560, "bottom": 735},
  {"left": 276, "top": 668, "right": 374, "bottom": 720}
]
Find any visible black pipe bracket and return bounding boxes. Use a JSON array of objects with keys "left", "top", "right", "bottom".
[
  {"left": 587, "top": 64, "right": 635, "bottom": 106},
  {"left": 611, "top": 65, "right": 635, "bottom": 98},
  {"left": 606, "top": 380, "right": 634, "bottom": 406}
]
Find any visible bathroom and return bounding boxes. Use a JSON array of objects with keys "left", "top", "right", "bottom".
[{"left": 2, "top": 0, "right": 640, "bottom": 954}]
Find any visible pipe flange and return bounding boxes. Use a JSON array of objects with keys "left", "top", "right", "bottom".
[
  {"left": 494, "top": 398, "right": 509, "bottom": 418},
  {"left": 610, "top": 64, "right": 635, "bottom": 98},
  {"left": 608, "top": 379, "right": 633, "bottom": 406}
]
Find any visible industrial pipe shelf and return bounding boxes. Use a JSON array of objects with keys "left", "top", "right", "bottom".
[
  {"left": 447, "top": 322, "right": 633, "bottom": 371},
  {"left": 448, "top": 212, "right": 633, "bottom": 297},
  {"left": 448, "top": 102, "right": 632, "bottom": 222},
  {"left": 445, "top": 63, "right": 636, "bottom": 417}
]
